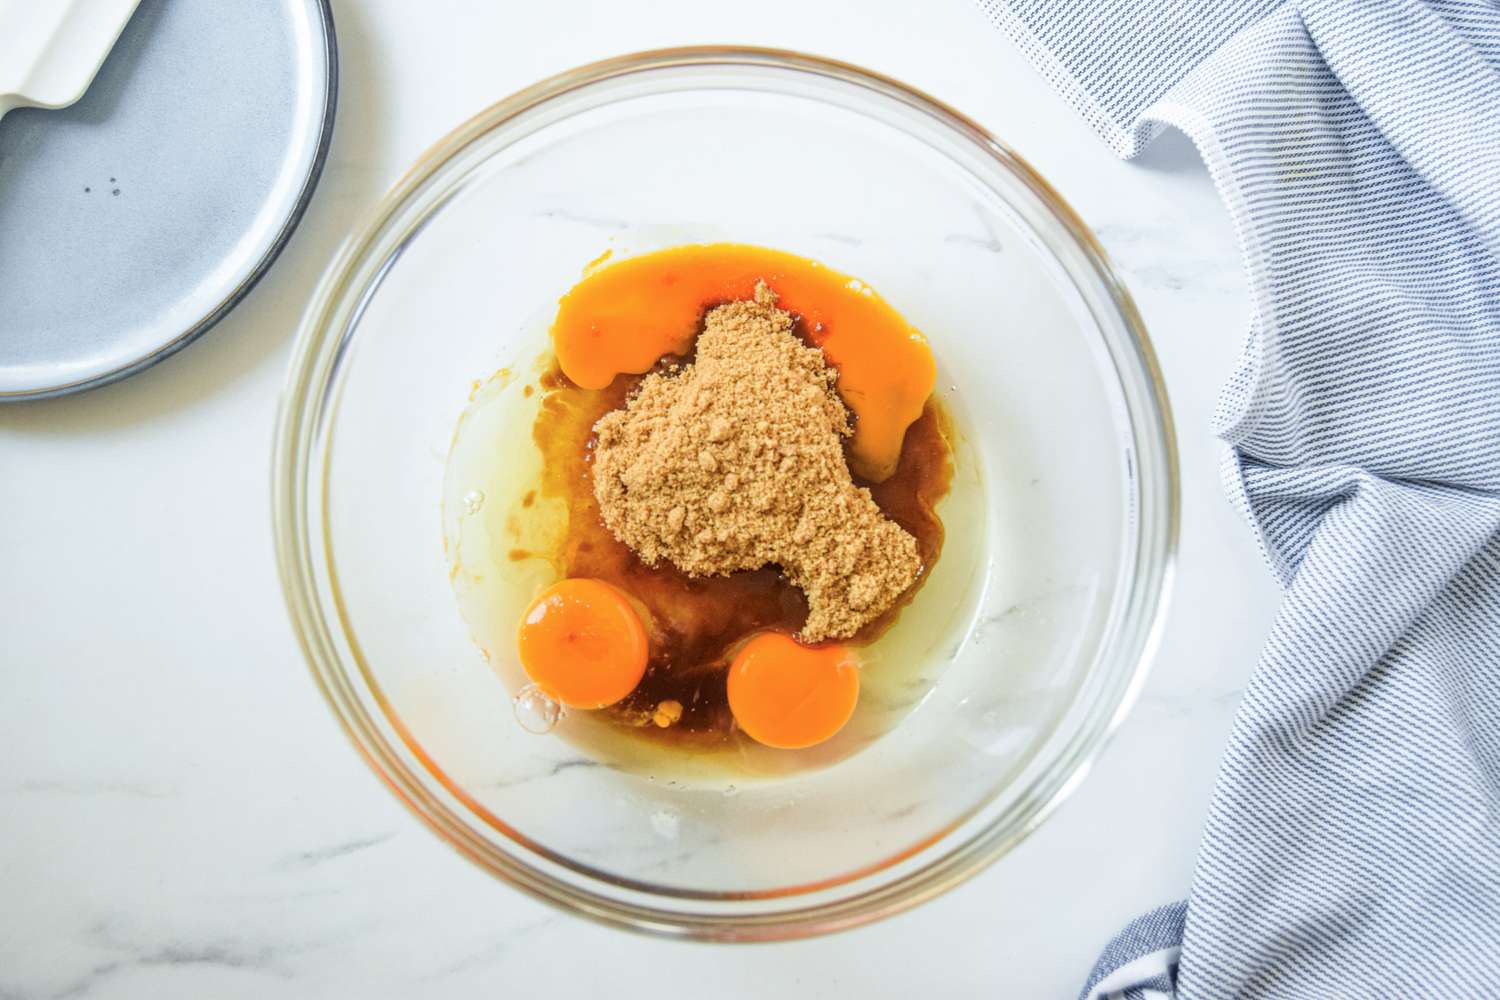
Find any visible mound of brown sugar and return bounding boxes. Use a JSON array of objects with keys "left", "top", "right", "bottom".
[{"left": 591, "top": 283, "right": 921, "bottom": 642}]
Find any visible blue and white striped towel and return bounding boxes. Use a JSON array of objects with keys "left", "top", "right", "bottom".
[{"left": 977, "top": 0, "right": 1500, "bottom": 996}]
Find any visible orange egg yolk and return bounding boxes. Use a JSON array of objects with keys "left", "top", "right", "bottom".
[
  {"left": 516, "top": 578, "right": 648, "bottom": 709},
  {"left": 726, "top": 632, "right": 860, "bottom": 749},
  {"left": 549, "top": 243, "right": 936, "bottom": 482}
]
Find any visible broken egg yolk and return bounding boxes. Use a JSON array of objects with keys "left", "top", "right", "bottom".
[
  {"left": 726, "top": 632, "right": 860, "bottom": 749},
  {"left": 549, "top": 243, "right": 936, "bottom": 483},
  {"left": 517, "top": 578, "right": 648, "bottom": 709}
]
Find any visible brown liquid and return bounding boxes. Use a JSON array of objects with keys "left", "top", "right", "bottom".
[{"left": 526, "top": 350, "right": 954, "bottom": 748}]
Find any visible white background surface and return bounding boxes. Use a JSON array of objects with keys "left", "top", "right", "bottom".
[{"left": 0, "top": 2, "right": 1281, "bottom": 997}]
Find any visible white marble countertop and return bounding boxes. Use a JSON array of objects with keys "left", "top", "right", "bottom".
[{"left": 0, "top": 1, "right": 1282, "bottom": 996}]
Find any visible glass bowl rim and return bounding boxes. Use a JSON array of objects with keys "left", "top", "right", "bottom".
[{"left": 272, "top": 45, "right": 1180, "bottom": 941}]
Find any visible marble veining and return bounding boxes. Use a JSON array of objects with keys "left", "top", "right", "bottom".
[
  {"left": 36, "top": 927, "right": 294, "bottom": 1000},
  {"left": 485, "top": 755, "right": 603, "bottom": 791},
  {"left": 1092, "top": 222, "right": 1244, "bottom": 296},
  {"left": 417, "top": 917, "right": 557, "bottom": 982},
  {"left": 535, "top": 207, "right": 630, "bottom": 231},
  {"left": 276, "top": 832, "right": 397, "bottom": 871},
  {"left": 10, "top": 779, "right": 177, "bottom": 799},
  {"left": 940, "top": 201, "right": 1011, "bottom": 254},
  {"left": 941, "top": 231, "right": 1005, "bottom": 253}
]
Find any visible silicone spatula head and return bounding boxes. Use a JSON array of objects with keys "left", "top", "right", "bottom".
[{"left": 0, "top": 0, "right": 142, "bottom": 120}]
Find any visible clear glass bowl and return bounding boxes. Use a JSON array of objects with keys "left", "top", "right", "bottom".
[{"left": 273, "top": 48, "right": 1177, "bottom": 940}]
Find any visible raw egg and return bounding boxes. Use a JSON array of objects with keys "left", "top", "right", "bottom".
[
  {"left": 727, "top": 632, "right": 860, "bottom": 749},
  {"left": 549, "top": 243, "right": 936, "bottom": 482},
  {"left": 517, "top": 578, "right": 648, "bottom": 709}
]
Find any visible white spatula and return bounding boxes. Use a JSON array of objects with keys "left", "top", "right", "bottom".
[{"left": 0, "top": 0, "right": 142, "bottom": 121}]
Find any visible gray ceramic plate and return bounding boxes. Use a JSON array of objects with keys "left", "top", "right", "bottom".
[{"left": 0, "top": 0, "right": 336, "bottom": 400}]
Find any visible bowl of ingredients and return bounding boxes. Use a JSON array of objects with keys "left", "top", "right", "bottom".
[{"left": 274, "top": 47, "right": 1177, "bottom": 939}]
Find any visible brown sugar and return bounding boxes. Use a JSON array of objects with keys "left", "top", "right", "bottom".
[{"left": 591, "top": 284, "right": 922, "bottom": 642}]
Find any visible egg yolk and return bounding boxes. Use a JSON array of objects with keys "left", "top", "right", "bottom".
[
  {"left": 726, "top": 632, "right": 860, "bottom": 749},
  {"left": 516, "top": 578, "right": 648, "bottom": 709},
  {"left": 549, "top": 243, "right": 936, "bottom": 483}
]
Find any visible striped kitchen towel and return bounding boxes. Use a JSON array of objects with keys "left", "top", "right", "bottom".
[{"left": 976, "top": 0, "right": 1500, "bottom": 997}]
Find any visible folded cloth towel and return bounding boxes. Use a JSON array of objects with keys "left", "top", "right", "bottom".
[{"left": 977, "top": 1, "right": 1500, "bottom": 996}]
